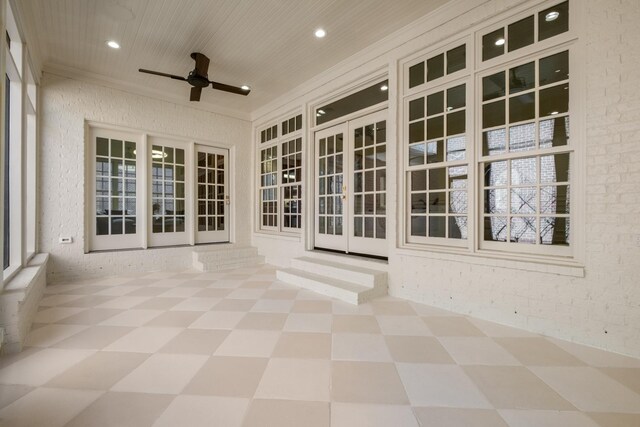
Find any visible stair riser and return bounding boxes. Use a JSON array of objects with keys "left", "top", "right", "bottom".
[
  {"left": 195, "top": 250, "right": 259, "bottom": 261},
  {"left": 277, "top": 270, "right": 364, "bottom": 305},
  {"left": 290, "top": 259, "right": 385, "bottom": 287}
]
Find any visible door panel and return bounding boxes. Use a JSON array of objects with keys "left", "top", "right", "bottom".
[
  {"left": 195, "top": 145, "right": 230, "bottom": 244},
  {"left": 314, "top": 110, "right": 388, "bottom": 256}
]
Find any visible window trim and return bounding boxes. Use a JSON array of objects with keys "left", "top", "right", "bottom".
[
  {"left": 255, "top": 110, "right": 305, "bottom": 236},
  {"left": 398, "top": 0, "right": 582, "bottom": 265}
]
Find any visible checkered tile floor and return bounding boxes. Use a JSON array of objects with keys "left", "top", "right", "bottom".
[{"left": 0, "top": 265, "right": 639, "bottom": 426}]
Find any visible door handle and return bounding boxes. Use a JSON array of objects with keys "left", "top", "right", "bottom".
[
  {"left": 225, "top": 195, "right": 230, "bottom": 205},
  {"left": 342, "top": 185, "right": 347, "bottom": 200}
]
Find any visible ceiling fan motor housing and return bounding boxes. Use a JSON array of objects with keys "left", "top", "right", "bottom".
[{"left": 187, "top": 71, "right": 210, "bottom": 88}]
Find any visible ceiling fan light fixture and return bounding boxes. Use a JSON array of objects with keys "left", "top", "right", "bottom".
[
  {"left": 241, "top": 85, "right": 250, "bottom": 91},
  {"left": 106, "top": 40, "right": 120, "bottom": 49}
]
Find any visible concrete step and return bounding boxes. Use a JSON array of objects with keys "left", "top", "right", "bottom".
[
  {"left": 192, "top": 245, "right": 263, "bottom": 272},
  {"left": 290, "top": 256, "right": 386, "bottom": 288},
  {"left": 276, "top": 257, "right": 387, "bottom": 305}
]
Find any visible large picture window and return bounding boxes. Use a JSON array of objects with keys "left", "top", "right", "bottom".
[{"left": 257, "top": 113, "right": 304, "bottom": 233}]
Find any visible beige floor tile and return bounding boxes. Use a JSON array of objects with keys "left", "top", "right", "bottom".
[
  {"left": 241, "top": 280, "right": 272, "bottom": 289},
  {"left": 134, "top": 297, "right": 183, "bottom": 310},
  {"left": 46, "top": 351, "right": 148, "bottom": 390},
  {"left": 215, "top": 330, "right": 280, "bottom": 357},
  {"left": 422, "top": 316, "right": 486, "bottom": 337},
  {"left": 194, "top": 288, "right": 233, "bottom": 298},
  {"left": 53, "top": 325, "right": 134, "bottom": 349},
  {"left": 226, "top": 288, "right": 266, "bottom": 300},
  {"left": 62, "top": 295, "right": 118, "bottom": 308},
  {"left": 332, "top": 333, "right": 392, "bottom": 362},
  {"left": 292, "top": 300, "right": 333, "bottom": 314},
  {"left": 550, "top": 339, "right": 640, "bottom": 368},
  {"left": 262, "top": 289, "right": 299, "bottom": 300},
  {"left": 236, "top": 313, "right": 288, "bottom": 330},
  {"left": 169, "top": 297, "right": 220, "bottom": 312},
  {"left": 144, "top": 311, "right": 201, "bottom": 328},
  {"left": 599, "top": 367, "right": 640, "bottom": 394},
  {"left": 56, "top": 308, "right": 123, "bottom": 325},
  {"left": 183, "top": 356, "right": 267, "bottom": 397},
  {"left": 157, "top": 287, "right": 203, "bottom": 298},
  {"left": 331, "top": 403, "right": 419, "bottom": 427},
  {"left": 95, "top": 296, "right": 153, "bottom": 309},
  {"left": 410, "top": 302, "right": 461, "bottom": 316},
  {"left": 112, "top": 353, "right": 208, "bottom": 394},
  {"left": 251, "top": 299, "right": 295, "bottom": 313},
  {"left": 33, "top": 307, "right": 86, "bottom": 323},
  {"left": 255, "top": 358, "right": 331, "bottom": 401},
  {"left": 212, "top": 299, "right": 257, "bottom": 311},
  {"left": 242, "top": 399, "right": 330, "bottom": 427},
  {"left": 272, "top": 332, "right": 331, "bottom": 359},
  {"left": 159, "top": 329, "right": 230, "bottom": 355},
  {"left": 153, "top": 395, "right": 249, "bottom": 427},
  {"left": 0, "top": 387, "right": 102, "bottom": 427},
  {"left": 496, "top": 337, "right": 586, "bottom": 366},
  {"left": 464, "top": 365, "right": 574, "bottom": 410},
  {"left": 397, "top": 363, "right": 491, "bottom": 408},
  {"left": 126, "top": 287, "right": 169, "bottom": 297},
  {"left": 499, "top": 409, "right": 600, "bottom": 427},
  {"left": 532, "top": 366, "right": 640, "bottom": 413},
  {"left": 0, "top": 346, "right": 43, "bottom": 370},
  {"left": 370, "top": 300, "right": 417, "bottom": 315},
  {"left": 587, "top": 412, "right": 640, "bottom": 427},
  {"left": 24, "top": 324, "right": 89, "bottom": 347},
  {"left": 469, "top": 318, "right": 539, "bottom": 338},
  {"left": 413, "top": 407, "right": 509, "bottom": 427},
  {"left": 331, "top": 361, "right": 409, "bottom": 404},
  {"left": 376, "top": 315, "right": 432, "bottom": 336},
  {"left": 188, "top": 310, "right": 245, "bottom": 329},
  {"left": 65, "top": 391, "right": 174, "bottom": 427},
  {"left": 283, "top": 313, "right": 332, "bottom": 333},
  {"left": 99, "top": 309, "right": 164, "bottom": 327},
  {"left": 103, "top": 327, "right": 182, "bottom": 353},
  {"left": 384, "top": 336, "right": 455, "bottom": 364},
  {"left": 439, "top": 337, "right": 522, "bottom": 365},
  {"left": 0, "top": 384, "right": 34, "bottom": 409},
  {"left": 38, "top": 294, "right": 83, "bottom": 307},
  {"left": 332, "top": 315, "right": 380, "bottom": 333},
  {"left": 332, "top": 301, "right": 374, "bottom": 315}
]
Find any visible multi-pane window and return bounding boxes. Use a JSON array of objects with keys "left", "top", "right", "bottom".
[
  {"left": 260, "top": 145, "right": 278, "bottom": 228},
  {"left": 152, "top": 145, "right": 185, "bottom": 233},
  {"left": 95, "top": 138, "right": 137, "bottom": 235},
  {"left": 353, "top": 121, "right": 387, "bottom": 239},
  {"left": 281, "top": 138, "right": 302, "bottom": 229},
  {"left": 317, "top": 133, "right": 344, "bottom": 236},
  {"left": 409, "top": 44, "right": 466, "bottom": 88},
  {"left": 481, "top": 50, "right": 570, "bottom": 248},
  {"left": 408, "top": 82, "right": 468, "bottom": 241},
  {"left": 197, "top": 152, "right": 226, "bottom": 232},
  {"left": 258, "top": 113, "right": 304, "bottom": 233},
  {"left": 482, "top": 1, "right": 568, "bottom": 61}
]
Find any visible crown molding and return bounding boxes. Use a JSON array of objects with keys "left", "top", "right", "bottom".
[{"left": 43, "top": 62, "right": 252, "bottom": 122}]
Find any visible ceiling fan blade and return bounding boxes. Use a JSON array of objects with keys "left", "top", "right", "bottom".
[
  {"left": 139, "top": 69, "right": 187, "bottom": 81},
  {"left": 190, "top": 86, "right": 202, "bottom": 102},
  {"left": 191, "top": 53, "right": 210, "bottom": 77},
  {"left": 210, "top": 81, "right": 250, "bottom": 96}
]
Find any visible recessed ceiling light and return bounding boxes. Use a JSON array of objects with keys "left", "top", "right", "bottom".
[
  {"left": 314, "top": 28, "right": 326, "bottom": 38},
  {"left": 106, "top": 40, "right": 120, "bottom": 49},
  {"left": 545, "top": 11, "right": 560, "bottom": 22},
  {"left": 241, "top": 85, "right": 250, "bottom": 91},
  {"left": 380, "top": 85, "right": 388, "bottom": 91},
  {"left": 495, "top": 38, "right": 505, "bottom": 46}
]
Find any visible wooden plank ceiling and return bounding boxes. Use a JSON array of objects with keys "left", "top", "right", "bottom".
[{"left": 22, "top": 0, "right": 449, "bottom": 115}]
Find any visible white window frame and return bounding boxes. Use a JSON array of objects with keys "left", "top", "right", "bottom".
[
  {"left": 255, "top": 111, "right": 304, "bottom": 235},
  {"left": 398, "top": 0, "right": 581, "bottom": 263}
]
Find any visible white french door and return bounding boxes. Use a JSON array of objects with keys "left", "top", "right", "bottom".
[
  {"left": 314, "top": 110, "right": 388, "bottom": 257},
  {"left": 195, "top": 145, "right": 230, "bottom": 243}
]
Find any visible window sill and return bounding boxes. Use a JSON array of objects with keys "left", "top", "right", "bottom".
[
  {"left": 253, "top": 231, "right": 302, "bottom": 242},
  {"left": 396, "top": 245, "right": 584, "bottom": 277}
]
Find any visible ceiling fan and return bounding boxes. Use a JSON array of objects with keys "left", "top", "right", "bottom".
[{"left": 139, "top": 52, "right": 250, "bottom": 101}]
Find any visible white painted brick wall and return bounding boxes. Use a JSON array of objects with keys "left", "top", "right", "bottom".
[
  {"left": 40, "top": 74, "right": 252, "bottom": 282},
  {"left": 252, "top": 0, "right": 640, "bottom": 357}
]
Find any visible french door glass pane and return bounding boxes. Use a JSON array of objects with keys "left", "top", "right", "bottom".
[
  {"left": 197, "top": 152, "right": 225, "bottom": 232},
  {"left": 318, "top": 134, "right": 344, "bottom": 235},
  {"left": 152, "top": 145, "right": 185, "bottom": 233}
]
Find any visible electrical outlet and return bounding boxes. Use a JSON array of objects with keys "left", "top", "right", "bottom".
[{"left": 59, "top": 236, "right": 73, "bottom": 244}]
